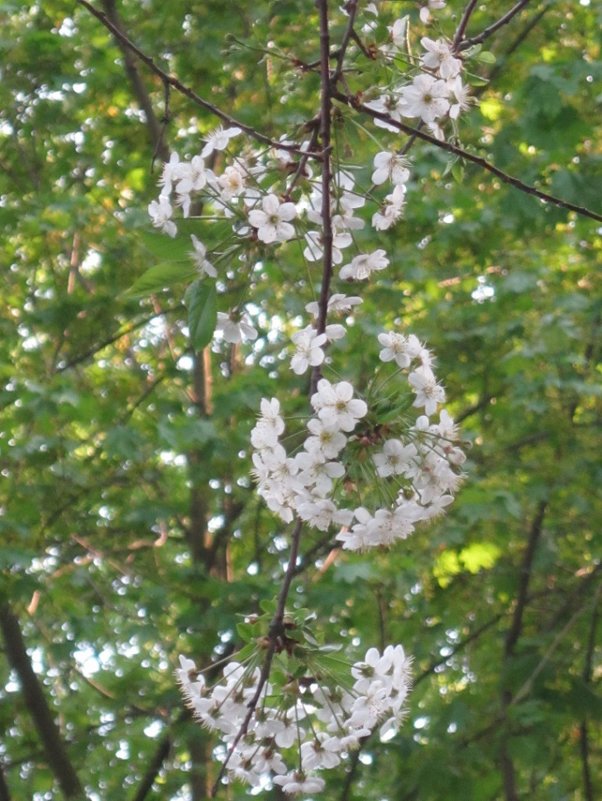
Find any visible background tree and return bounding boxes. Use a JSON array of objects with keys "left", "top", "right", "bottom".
[{"left": 0, "top": 1, "right": 600, "bottom": 800}]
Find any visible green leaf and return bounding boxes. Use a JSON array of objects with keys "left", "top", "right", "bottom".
[
  {"left": 185, "top": 280, "right": 217, "bottom": 349},
  {"left": 476, "top": 50, "right": 496, "bottom": 64},
  {"left": 139, "top": 228, "right": 198, "bottom": 261},
  {"left": 236, "top": 622, "right": 257, "bottom": 642},
  {"left": 126, "top": 260, "right": 197, "bottom": 296}
]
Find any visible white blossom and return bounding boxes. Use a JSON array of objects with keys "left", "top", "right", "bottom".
[
  {"left": 249, "top": 193, "right": 297, "bottom": 244},
  {"left": 148, "top": 195, "right": 177, "bottom": 237},
  {"left": 420, "top": 37, "right": 462, "bottom": 80},
  {"left": 189, "top": 235, "right": 216, "bottom": 278},
  {"left": 290, "top": 327, "right": 327, "bottom": 374},
  {"left": 373, "top": 439, "right": 417, "bottom": 478},
  {"left": 372, "top": 152, "right": 411, "bottom": 186},
  {"left": 311, "top": 379, "right": 367, "bottom": 432},
  {"left": 305, "top": 294, "right": 363, "bottom": 318},
  {"left": 372, "top": 185, "right": 406, "bottom": 231},
  {"left": 201, "top": 125, "right": 242, "bottom": 158},
  {"left": 216, "top": 312, "right": 258, "bottom": 343},
  {"left": 339, "top": 249, "right": 389, "bottom": 281},
  {"left": 400, "top": 74, "right": 450, "bottom": 123},
  {"left": 408, "top": 365, "right": 446, "bottom": 415}
]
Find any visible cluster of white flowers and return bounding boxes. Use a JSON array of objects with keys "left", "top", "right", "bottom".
[
  {"left": 166, "top": 4, "right": 475, "bottom": 790},
  {"left": 176, "top": 644, "right": 412, "bottom": 794},
  {"left": 367, "top": 5, "right": 471, "bottom": 140},
  {"left": 146, "top": 2, "right": 475, "bottom": 357},
  {"left": 251, "top": 331, "right": 465, "bottom": 550}
]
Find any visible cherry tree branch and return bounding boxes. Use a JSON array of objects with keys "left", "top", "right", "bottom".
[
  {"left": 207, "top": 18, "right": 346, "bottom": 751},
  {"left": 459, "top": 0, "right": 532, "bottom": 50},
  {"left": 452, "top": 0, "right": 480, "bottom": 50},
  {"left": 332, "top": 0, "right": 359, "bottom": 84},
  {"left": 311, "top": 0, "right": 336, "bottom": 396},
  {"left": 578, "top": 584, "right": 600, "bottom": 801},
  {"left": 210, "top": 519, "right": 304, "bottom": 795},
  {"left": 100, "top": 0, "right": 169, "bottom": 161},
  {"left": 332, "top": 89, "right": 602, "bottom": 222},
  {"left": 0, "top": 603, "right": 85, "bottom": 800},
  {"left": 76, "top": 0, "right": 320, "bottom": 159},
  {"left": 0, "top": 762, "right": 11, "bottom": 801}
]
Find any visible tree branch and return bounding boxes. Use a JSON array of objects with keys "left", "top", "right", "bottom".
[
  {"left": 332, "top": 0, "right": 359, "bottom": 84},
  {"left": 211, "top": 518, "right": 305, "bottom": 794},
  {"left": 100, "top": 0, "right": 170, "bottom": 161},
  {"left": 505, "top": 500, "right": 547, "bottom": 656},
  {"left": 459, "top": 0, "right": 532, "bottom": 50},
  {"left": 499, "top": 500, "right": 547, "bottom": 801},
  {"left": 0, "top": 603, "right": 85, "bottom": 800},
  {"left": 129, "top": 721, "right": 177, "bottom": 801},
  {"left": 579, "top": 584, "right": 600, "bottom": 801},
  {"left": 76, "top": 0, "right": 320, "bottom": 159},
  {"left": 0, "top": 762, "right": 11, "bottom": 801},
  {"left": 332, "top": 90, "right": 602, "bottom": 222},
  {"left": 311, "top": 0, "right": 335, "bottom": 396},
  {"left": 453, "top": 0, "right": 480, "bottom": 50}
]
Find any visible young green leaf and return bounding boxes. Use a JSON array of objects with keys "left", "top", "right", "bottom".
[
  {"left": 185, "top": 281, "right": 217, "bottom": 349},
  {"left": 126, "top": 260, "right": 197, "bottom": 297}
]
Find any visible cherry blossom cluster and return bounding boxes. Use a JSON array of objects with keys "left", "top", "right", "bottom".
[
  {"left": 368, "top": 5, "right": 472, "bottom": 140},
  {"left": 252, "top": 330, "right": 465, "bottom": 550},
  {"left": 176, "top": 644, "right": 412, "bottom": 794}
]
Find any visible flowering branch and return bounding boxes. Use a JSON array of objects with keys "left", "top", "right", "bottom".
[
  {"left": 332, "top": 89, "right": 602, "bottom": 223},
  {"left": 76, "top": 0, "right": 321, "bottom": 159}
]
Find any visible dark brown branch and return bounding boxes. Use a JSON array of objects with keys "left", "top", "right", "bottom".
[
  {"left": 339, "top": 748, "right": 361, "bottom": 801},
  {"left": 332, "top": 90, "right": 602, "bottom": 222},
  {"left": 0, "top": 762, "right": 11, "bottom": 801},
  {"left": 129, "top": 727, "right": 173, "bottom": 801},
  {"left": 211, "top": 519, "right": 305, "bottom": 794},
  {"left": 505, "top": 501, "right": 547, "bottom": 655},
  {"left": 453, "top": 0, "right": 480, "bottom": 50},
  {"left": 56, "top": 306, "right": 180, "bottom": 372},
  {"left": 579, "top": 586, "right": 600, "bottom": 801},
  {"left": 414, "top": 610, "right": 505, "bottom": 686},
  {"left": 0, "top": 603, "right": 85, "bottom": 800},
  {"left": 486, "top": 3, "right": 551, "bottom": 85},
  {"left": 332, "top": 0, "right": 359, "bottom": 84},
  {"left": 100, "top": 0, "right": 169, "bottom": 161},
  {"left": 310, "top": 0, "right": 335, "bottom": 396},
  {"left": 499, "top": 500, "right": 547, "bottom": 801},
  {"left": 77, "top": 0, "right": 320, "bottom": 159},
  {"left": 459, "top": 0, "right": 532, "bottom": 50}
]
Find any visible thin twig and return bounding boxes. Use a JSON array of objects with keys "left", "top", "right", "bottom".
[
  {"left": 453, "top": 0, "right": 480, "bottom": 50},
  {"left": 332, "top": 0, "right": 359, "bottom": 84}
]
